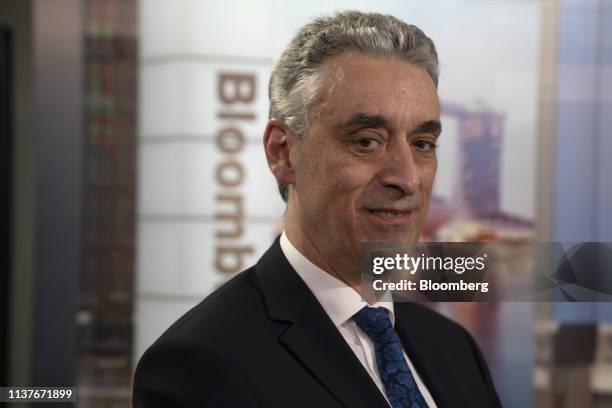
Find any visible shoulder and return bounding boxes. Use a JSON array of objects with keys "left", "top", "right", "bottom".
[{"left": 132, "top": 266, "right": 267, "bottom": 407}]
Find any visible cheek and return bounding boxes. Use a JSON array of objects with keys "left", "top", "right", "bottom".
[
  {"left": 295, "top": 148, "right": 325, "bottom": 192},
  {"left": 421, "top": 160, "right": 438, "bottom": 191},
  {"left": 308, "top": 152, "right": 373, "bottom": 194},
  {"left": 331, "top": 164, "right": 377, "bottom": 205}
]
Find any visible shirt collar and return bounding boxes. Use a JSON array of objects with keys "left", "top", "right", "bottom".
[{"left": 279, "top": 231, "right": 395, "bottom": 327}]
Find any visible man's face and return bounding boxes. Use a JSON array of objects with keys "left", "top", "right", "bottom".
[{"left": 286, "top": 51, "right": 440, "bottom": 273}]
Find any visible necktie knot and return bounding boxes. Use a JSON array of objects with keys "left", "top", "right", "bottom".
[{"left": 353, "top": 306, "right": 394, "bottom": 342}]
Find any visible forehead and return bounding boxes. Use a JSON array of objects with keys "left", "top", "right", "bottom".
[{"left": 311, "top": 51, "right": 439, "bottom": 126}]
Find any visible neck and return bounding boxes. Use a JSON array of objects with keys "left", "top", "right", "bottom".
[{"left": 284, "top": 207, "right": 363, "bottom": 295}]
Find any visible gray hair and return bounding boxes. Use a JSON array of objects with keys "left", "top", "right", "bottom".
[{"left": 269, "top": 10, "right": 439, "bottom": 202}]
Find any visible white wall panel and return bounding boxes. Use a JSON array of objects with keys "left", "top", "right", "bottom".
[
  {"left": 137, "top": 221, "right": 280, "bottom": 296},
  {"left": 141, "top": 0, "right": 275, "bottom": 58},
  {"left": 140, "top": 62, "right": 271, "bottom": 138},
  {"left": 138, "top": 142, "right": 285, "bottom": 217}
]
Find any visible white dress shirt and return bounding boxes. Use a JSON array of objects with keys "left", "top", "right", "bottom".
[{"left": 280, "top": 232, "right": 437, "bottom": 408}]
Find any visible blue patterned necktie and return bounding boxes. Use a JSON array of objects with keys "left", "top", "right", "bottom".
[{"left": 353, "top": 306, "right": 428, "bottom": 408}]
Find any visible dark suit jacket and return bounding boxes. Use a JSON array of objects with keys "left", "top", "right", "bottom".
[{"left": 133, "top": 238, "right": 501, "bottom": 407}]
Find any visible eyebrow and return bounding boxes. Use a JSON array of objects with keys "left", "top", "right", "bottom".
[
  {"left": 340, "top": 113, "right": 390, "bottom": 130},
  {"left": 412, "top": 120, "right": 442, "bottom": 137},
  {"left": 340, "top": 113, "right": 442, "bottom": 137}
]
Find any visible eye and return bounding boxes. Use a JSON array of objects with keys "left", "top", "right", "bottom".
[
  {"left": 354, "top": 137, "right": 382, "bottom": 152},
  {"left": 413, "top": 139, "right": 437, "bottom": 152},
  {"left": 357, "top": 138, "right": 376, "bottom": 148}
]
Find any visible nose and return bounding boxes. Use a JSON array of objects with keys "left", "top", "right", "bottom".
[{"left": 379, "top": 142, "right": 421, "bottom": 196}]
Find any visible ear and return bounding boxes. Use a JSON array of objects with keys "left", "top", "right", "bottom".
[{"left": 263, "top": 118, "right": 297, "bottom": 186}]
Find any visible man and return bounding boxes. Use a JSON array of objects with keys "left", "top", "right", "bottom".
[{"left": 133, "top": 11, "right": 501, "bottom": 407}]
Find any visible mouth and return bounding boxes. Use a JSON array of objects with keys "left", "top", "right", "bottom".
[{"left": 365, "top": 208, "right": 415, "bottom": 224}]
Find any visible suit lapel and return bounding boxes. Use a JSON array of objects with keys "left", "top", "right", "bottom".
[{"left": 256, "top": 238, "right": 389, "bottom": 408}]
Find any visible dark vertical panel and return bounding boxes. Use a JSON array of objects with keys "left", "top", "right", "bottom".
[
  {"left": 30, "top": 0, "right": 83, "bottom": 388},
  {"left": 0, "top": 0, "right": 35, "bottom": 388},
  {"left": 78, "top": 1, "right": 138, "bottom": 404},
  {"left": 0, "top": 26, "right": 11, "bottom": 387}
]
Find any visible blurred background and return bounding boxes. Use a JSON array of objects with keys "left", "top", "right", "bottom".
[{"left": 1, "top": 0, "right": 611, "bottom": 406}]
